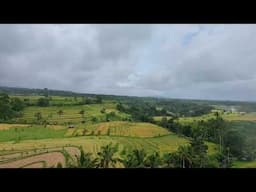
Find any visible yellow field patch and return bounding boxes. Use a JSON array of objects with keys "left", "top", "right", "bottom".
[{"left": 0, "top": 124, "right": 29, "bottom": 130}]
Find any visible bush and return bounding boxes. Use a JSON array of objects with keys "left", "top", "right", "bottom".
[
  {"left": 56, "top": 162, "right": 63, "bottom": 168},
  {"left": 37, "top": 98, "right": 50, "bottom": 107}
]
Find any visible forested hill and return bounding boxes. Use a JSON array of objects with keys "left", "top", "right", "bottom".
[
  {"left": 0, "top": 86, "right": 144, "bottom": 99},
  {"left": 1, "top": 86, "right": 256, "bottom": 112}
]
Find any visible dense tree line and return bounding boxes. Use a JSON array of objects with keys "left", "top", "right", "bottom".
[
  {"left": 0, "top": 93, "right": 25, "bottom": 121},
  {"left": 116, "top": 100, "right": 213, "bottom": 123},
  {"left": 157, "top": 113, "right": 253, "bottom": 162}
]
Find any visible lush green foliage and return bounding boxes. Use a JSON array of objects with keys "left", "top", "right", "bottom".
[{"left": 0, "top": 93, "right": 25, "bottom": 121}]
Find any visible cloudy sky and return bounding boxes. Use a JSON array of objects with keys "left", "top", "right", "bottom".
[{"left": 0, "top": 24, "right": 256, "bottom": 101}]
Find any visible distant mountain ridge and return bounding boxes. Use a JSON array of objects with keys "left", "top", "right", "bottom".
[{"left": 1, "top": 85, "right": 256, "bottom": 104}]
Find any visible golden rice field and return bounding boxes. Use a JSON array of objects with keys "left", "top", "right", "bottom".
[{"left": 65, "top": 121, "right": 171, "bottom": 137}]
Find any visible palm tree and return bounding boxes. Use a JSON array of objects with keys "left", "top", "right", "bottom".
[
  {"left": 121, "top": 149, "right": 148, "bottom": 168},
  {"left": 145, "top": 152, "right": 162, "bottom": 168},
  {"left": 57, "top": 110, "right": 64, "bottom": 117},
  {"left": 162, "top": 153, "right": 175, "bottom": 168},
  {"left": 76, "top": 148, "right": 98, "bottom": 168},
  {"left": 121, "top": 150, "right": 137, "bottom": 168},
  {"left": 97, "top": 143, "right": 119, "bottom": 168},
  {"left": 177, "top": 145, "right": 192, "bottom": 168}
]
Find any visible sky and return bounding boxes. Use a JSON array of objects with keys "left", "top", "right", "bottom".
[{"left": 0, "top": 24, "right": 256, "bottom": 101}]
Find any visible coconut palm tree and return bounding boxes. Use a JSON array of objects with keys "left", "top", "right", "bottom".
[
  {"left": 76, "top": 148, "right": 98, "bottom": 168},
  {"left": 121, "top": 149, "right": 147, "bottom": 168},
  {"left": 97, "top": 143, "right": 119, "bottom": 168},
  {"left": 145, "top": 152, "right": 162, "bottom": 168},
  {"left": 177, "top": 145, "right": 193, "bottom": 168},
  {"left": 162, "top": 153, "right": 175, "bottom": 168}
]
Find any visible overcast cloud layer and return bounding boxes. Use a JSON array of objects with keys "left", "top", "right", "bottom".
[{"left": 0, "top": 24, "right": 256, "bottom": 101}]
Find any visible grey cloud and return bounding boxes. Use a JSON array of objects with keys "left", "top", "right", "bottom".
[{"left": 0, "top": 24, "right": 256, "bottom": 101}]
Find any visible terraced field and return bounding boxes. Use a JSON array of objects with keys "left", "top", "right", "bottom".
[
  {"left": 0, "top": 134, "right": 217, "bottom": 160},
  {"left": 0, "top": 146, "right": 80, "bottom": 168},
  {"left": 0, "top": 96, "right": 222, "bottom": 168},
  {"left": 16, "top": 103, "right": 130, "bottom": 124},
  {"left": 65, "top": 121, "right": 170, "bottom": 137}
]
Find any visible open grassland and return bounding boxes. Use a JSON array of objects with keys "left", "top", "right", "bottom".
[
  {"left": 65, "top": 121, "right": 170, "bottom": 138},
  {"left": 16, "top": 103, "right": 130, "bottom": 124}
]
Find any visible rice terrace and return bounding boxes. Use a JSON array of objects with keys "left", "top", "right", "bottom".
[{"left": 1, "top": 24, "right": 256, "bottom": 168}]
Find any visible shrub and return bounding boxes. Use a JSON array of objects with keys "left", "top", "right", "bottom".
[{"left": 56, "top": 162, "right": 63, "bottom": 168}]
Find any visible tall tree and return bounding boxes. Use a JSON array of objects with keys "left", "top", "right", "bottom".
[
  {"left": 162, "top": 153, "right": 175, "bottom": 168},
  {"left": 176, "top": 145, "right": 193, "bottom": 168},
  {"left": 97, "top": 143, "right": 119, "bottom": 168},
  {"left": 57, "top": 110, "right": 64, "bottom": 117},
  {"left": 0, "top": 93, "right": 13, "bottom": 120},
  {"left": 145, "top": 152, "right": 162, "bottom": 168},
  {"left": 121, "top": 149, "right": 147, "bottom": 168},
  {"left": 37, "top": 98, "right": 49, "bottom": 107},
  {"left": 43, "top": 88, "right": 49, "bottom": 98},
  {"left": 76, "top": 148, "right": 98, "bottom": 168},
  {"left": 79, "top": 109, "right": 85, "bottom": 118}
]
